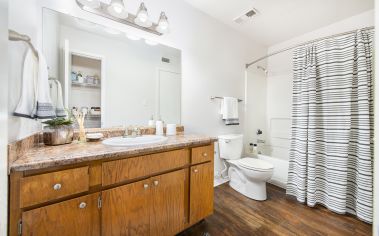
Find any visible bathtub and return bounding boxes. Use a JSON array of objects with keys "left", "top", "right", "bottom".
[{"left": 254, "top": 153, "right": 289, "bottom": 189}]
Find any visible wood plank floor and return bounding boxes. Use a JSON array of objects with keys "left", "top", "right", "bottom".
[{"left": 178, "top": 183, "right": 372, "bottom": 236}]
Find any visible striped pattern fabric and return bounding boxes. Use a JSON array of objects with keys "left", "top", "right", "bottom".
[{"left": 286, "top": 29, "right": 374, "bottom": 223}]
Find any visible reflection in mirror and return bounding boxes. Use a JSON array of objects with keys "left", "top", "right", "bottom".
[{"left": 42, "top": 8, "right": 181, "bottom": 128}]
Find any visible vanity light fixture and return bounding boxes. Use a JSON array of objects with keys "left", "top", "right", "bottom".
[
  {"left": 75, "top": 0, "right": 169, "bottom": 36},
  {"left": 156, "top": 12, "right": 169, "bottom": 34},
  {"left": 107, "top": 0, "right": 128, "bottom": 19},
  {"left": 134, "top": 3, "right": 152, "bottom": 28},
  {"left": 145, "top": 39, "right": 158, "bottom": 46},
  {"left": 77, "top": 0, "right": 100, "bottom": 9}
]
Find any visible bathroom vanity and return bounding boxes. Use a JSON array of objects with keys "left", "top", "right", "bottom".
[{"left": 8, "top": 134, "right": 215, "bottom": 236}]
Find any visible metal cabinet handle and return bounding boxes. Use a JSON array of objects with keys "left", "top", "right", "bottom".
[
  {"left": 153, "top": 180, "right": 159, "bottom": 186},
  {"left": 53, "top": 183, "right": 62, "bottom": 190},
  {"left": 79, "top": 202, "right": 87, "bottom": 209},
  {"left": 202, "top": 152, "right": 208, "bottom": 157},
  {"left": 193, "top": 169, "right": 198, "bottom": 173},
  {"left": 144, "top": 183, "right": 149, "bottom": 189}
]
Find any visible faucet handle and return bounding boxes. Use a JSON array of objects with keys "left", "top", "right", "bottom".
[{"left": 135, "top": 126, "right": 142, "bottom": 136}]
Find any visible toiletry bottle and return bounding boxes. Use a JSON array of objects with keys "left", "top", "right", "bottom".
[
  {"left": 155, "top": 118, "right": 164, "bottom": 136},
  {"left": 252, "top": 144, "right": 258, "bottom": 155},
  {"left": 148, "top": 115, "right": 155, "bottom": 127},
  {"left": 77, "top": 71, "right": 83, "bottom": 83}
]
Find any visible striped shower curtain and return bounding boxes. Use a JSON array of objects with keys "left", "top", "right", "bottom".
[{"left": 286, "top": 29, "right": 374, "bottom": 223}]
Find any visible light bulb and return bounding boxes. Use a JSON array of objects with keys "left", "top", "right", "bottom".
[
  {"left": 107, "top": 0, "right": 128, "bottom": 19},
  {"left": 138, "top": 10, "right": 148, "bottom": 22},
  {"left": 113, "top": 4, "right": 123, "bottom": 13},
  {"left": 134, "top": 2, "right": 152, "bottom": 27},
  {"left": 156, "top": 12, "right": 169, "bottom": 34}
]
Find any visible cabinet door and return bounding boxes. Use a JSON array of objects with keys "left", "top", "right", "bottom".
[
  {"left": 22, "top": 193, "right": 100, "bottom": 236},
  {"left": 150, "top": 169, "right": 188, "bottom": 236},
  {"left": 102, "top": 179, "right": 151, "bottom": 236},
  {"left": 190, "top": 162, "right": 214, "bottom": 224}
]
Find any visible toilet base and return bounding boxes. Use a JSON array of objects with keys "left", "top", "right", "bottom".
[
  {"left": 228, "top": 166, "right": 268, "bottom": 201},
  {"left": 229, "top": 180, "right": 267, "bottom": 201}
]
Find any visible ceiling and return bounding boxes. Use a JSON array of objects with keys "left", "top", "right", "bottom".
[{"left": 183, "top": 0, "right": 374, "bottom": 46}]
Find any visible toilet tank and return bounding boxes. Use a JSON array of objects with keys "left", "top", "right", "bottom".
[{"left": 218, "top": 134, "right": 243, "bottom": 160}]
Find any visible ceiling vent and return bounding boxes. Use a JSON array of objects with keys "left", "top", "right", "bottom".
[{"left": 234, "top": 8, "right": 259, "bottom": 24}]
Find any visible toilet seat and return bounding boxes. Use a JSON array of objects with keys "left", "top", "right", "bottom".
[{"left": 236, "top": 158, "right": 274, "bottom": 172}]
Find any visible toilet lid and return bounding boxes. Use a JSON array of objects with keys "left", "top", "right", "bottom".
[{"left": 237, "top": 158, "right": 274, "bottom": 171}]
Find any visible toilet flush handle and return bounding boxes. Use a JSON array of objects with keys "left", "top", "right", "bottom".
[{"left": 225, "top": 139, "right": 231, "bottom": 143}]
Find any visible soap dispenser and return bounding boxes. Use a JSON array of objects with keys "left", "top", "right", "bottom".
[
  {"left": 155, "top": 117, "right": 164, "bottom": 136},
  {"left": 148, "top": 115, "right": 155, "bottom": 127}
]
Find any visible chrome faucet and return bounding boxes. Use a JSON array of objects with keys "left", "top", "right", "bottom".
[
  {"left": 131, "top": 127, "right": 142, "bottom": 138},
  {"left": 123, "top": 126, "right": 142, "bottom": 138},
  {"left": 123, "top": 126, "right": 130, "bottom": 138}
]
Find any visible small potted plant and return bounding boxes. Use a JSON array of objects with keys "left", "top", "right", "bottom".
[{"left": 42, "top": 116, "right": 74, "bottom": 146}]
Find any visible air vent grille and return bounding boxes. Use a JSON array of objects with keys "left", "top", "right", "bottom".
[
  {"left": 162, "top": 57, "right": 170, "bottom": 63},
  {"left": 234, "top": 8, "right": 259, "bottom": 24}
]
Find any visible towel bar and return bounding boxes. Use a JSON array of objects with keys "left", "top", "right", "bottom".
[
  {"left": 8, "top": 29, "right": 38, "bottom": 58},
  {"left": 210, "top": 96, "right": 243, "bottom": 102}
]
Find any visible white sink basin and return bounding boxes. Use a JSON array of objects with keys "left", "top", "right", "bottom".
[{"left": 102, "top": 135, "right": 168, "bottom": 147}]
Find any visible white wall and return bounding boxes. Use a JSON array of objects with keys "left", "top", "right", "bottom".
[
  {"left": 0, "top": 0, "right": 8, "bottom": 234},
  {"left": 245, "top": 63, "right": 268, "bottom": 150},
  {"left": 8, "top": 0, "right": 267, "bottom": 143},
  {"left": 268, "top": 10, "right": 375, "bottom": 53}
]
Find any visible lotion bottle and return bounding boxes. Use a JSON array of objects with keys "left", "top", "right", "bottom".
[
  {"left": 155, "top": 117, "right": 164, "bottom": 136},
  {"left": 148, "top": 115, "right": 155, "bottom": 127}
]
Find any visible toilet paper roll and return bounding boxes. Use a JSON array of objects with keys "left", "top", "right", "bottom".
[{"left": 166, "top": 124, "right": 176, "bottom": 136}]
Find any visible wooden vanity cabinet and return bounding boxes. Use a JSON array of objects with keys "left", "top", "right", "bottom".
[
  {"left": 149, "top": 169, "right": 188, "bottom": 236},
  {"left": 21, "top": 193, "right": 100, "bottom": 236},
  {"left": 102, "top": 169, "right": 188, "bottom": 236},
  {"left": 190, "top": 162, "right": 214, "bottom": 224},
  {"left": 102, "top": 179, "right": 151, "bottom": 236},
  {"left": 9, "top": 143, "right": 214, "bottom": 236}
]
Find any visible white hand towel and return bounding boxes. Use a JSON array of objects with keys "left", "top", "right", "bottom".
[
  {"left": 14, "top": 49, "right": 38, "bottom": 118},
  {"left": 49, "top": 79, "right": 66, "bottom": 117},
  {"left": 220, "top": 97, "right": 239, "bottom": 125},
  {"left": 34, "top": 50, "right": 56, "bottom": 118}
]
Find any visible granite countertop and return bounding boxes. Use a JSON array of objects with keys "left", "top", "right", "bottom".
[{"left": 9, "top": 134, "right": 217, "bottom": 172}]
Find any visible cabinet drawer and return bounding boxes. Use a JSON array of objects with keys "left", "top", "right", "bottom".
[
  {"left": 191, "top": 144, "right": 214, "bottom": 164},
  {"left": 20, "top": 167, "right": 89, "bottom": 208},
  {"left": 102, "top": 154, "right": 151, "bottom": 186},
  {"left": 22, "top": 193, "right": 100, "bottom": 236},
  {"left": 102, "top": 149, "right": 190, "bottom": 186},
  {"left": 149, "top": 149, "right": 190, "bottom": 175}
]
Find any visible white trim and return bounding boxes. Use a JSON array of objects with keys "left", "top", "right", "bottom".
[
  {"left": 64, "top": 46, "right": 105, "bottom": 127},
  {"left": 155, "top": 68, "right": 182, "bottom": 124}
]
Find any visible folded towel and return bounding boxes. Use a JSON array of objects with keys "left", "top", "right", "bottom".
[
  {"left": 220, "top": 97, "right": 239, "bottom": 125},
  {"left": 49, "top": 79, "right": 66, "bottom": 117},
  {"left": 14, "top": 49, "right": 38, "bottom": 118},
  {"left": 34, "top": 50, "right": 55, "bottom": 118}
]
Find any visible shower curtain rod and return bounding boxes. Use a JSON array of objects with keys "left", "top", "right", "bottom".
[{"left": 245, "top": 26, "right": 375, "bottom": 68}]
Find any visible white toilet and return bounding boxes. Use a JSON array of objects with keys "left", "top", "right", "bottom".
[{"left": 218, "top": 134, "right": 274, "bottom": 201}]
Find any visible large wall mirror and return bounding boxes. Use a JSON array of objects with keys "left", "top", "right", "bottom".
[{"left": 42, "top": 8, "right": 181, "bottom": 128}]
